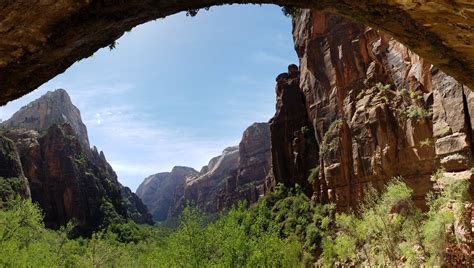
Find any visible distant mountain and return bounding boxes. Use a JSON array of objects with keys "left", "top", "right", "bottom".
[
  {"left": 0, "top": 89, "right": 153, "bottom": 234},
  {"left": 2, "top": 89, "right": 89, "bottom": 147},
  {"left": 136, "top": 167, "right": 198, "bottom": 221},
  {"left": 137, "top": 122, "right": 272, "bottom": 222}
]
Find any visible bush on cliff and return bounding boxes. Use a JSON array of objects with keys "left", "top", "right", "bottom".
[
  {"left": 320, "top": 177, "right": 471, "bottom": 267},
  {"left": 0, "top": 178, "right": 470, "bottom": 266}
]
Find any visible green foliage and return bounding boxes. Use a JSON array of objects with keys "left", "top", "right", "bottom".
[
  {"left": 321, "top": 177, "right": 471, "bottom": 266},
  {"left": 308, "top": 166, "right": 320, "bottom": 184},
  {"left": 108, "top": 41, "right": 117, "bottom": 51},
  {"left": 282, "top": 6, "right": 301, "bottom": 18},
  {"left": 432, "top": 168, "right": 445, "bottom": 181},
  {"left": 0, "top": 178, "right": 468, "bottom": 266},
  {"left": 0, "top": 186, "right": 322, "bottom": 267},
  {"left": 186, "top": 7, "right": 211, "bottom": 17},
  {"left": 407, "top": 105, "right": 430, "bottom": 119},
  {"left": 320, "top": 119, "right": 342, "bottom": 158},
  {"left": 375, "top": 82, "right": 390, "bottom": 94},
  {"left": 0, "top": 177, "right": 25, "bottom": 202},
  {"left": 100, "top": 198, "right": 126, "bottom": 227},
  {"left": 419, "top": 138, "right": 432, "bottom": 147}
]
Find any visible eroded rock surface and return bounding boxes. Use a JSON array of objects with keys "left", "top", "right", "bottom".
[
  {"left": 2, "top": 89, "right": 90, "bottom": 148},
  {"left": 137, "top": 123, "right": 272, "bottom": 221},
  {"left": 0, "top": 134, "right": 30, "bottom": 204},
  {"left": 277, "top": 10, "right": 474, "bottom": 210},
  {"left": 1, "top": 89, "right": 153, "bottom": 233},
  {"left": 136, "top": 167, "right": 198, "bottom": 222},
  {"left": 0, "top": 1, "right": 472, "bottom": 105}
]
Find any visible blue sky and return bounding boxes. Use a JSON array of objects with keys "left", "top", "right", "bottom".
[{"left": 0, "top": 5, "right": 297, "bottom": 191}]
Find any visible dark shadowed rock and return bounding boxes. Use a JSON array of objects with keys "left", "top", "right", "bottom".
[
  {"left": 136, "top": 166, "right": 198, "bottom": 222},
  {"left": 1, "top": 89, "right": 154, "bottom": 233},
  {"left": 0, "top": 134, "right": 30, "bottom": 205},
  {"left": 137, "top": 123, "right": 272, "bottom": 221},
  {"left": 278, "top": 10, "right": 474, "bottom": 210},
  {"left": 120, "top": 186, "right": 154, "bottom": 225}
]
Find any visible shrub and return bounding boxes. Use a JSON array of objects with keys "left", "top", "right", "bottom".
[
  {"left": 320, "top": 177, "right": 471, "bottom": 266},
  {"left": 282, "top": 6, "right": 301, "bottom": 18},
  {"left": 432, "top": 168, "right": 444, "bottom": 181},
  {"left": 419, "top": 138, "right": 432, "bottom": 147},
  {"left": 308, "top": 166, "right": 320, "bottom": 184},
  {"left": 407, "top": 105, "right": 429, "bottom": 119},
  {"left": 320, "top": 119, "right": 342, "bottom": 158},
  {"left": 0, "top": 177, "right": 25, "bottom": 201}
]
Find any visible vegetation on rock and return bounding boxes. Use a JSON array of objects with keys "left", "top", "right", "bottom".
[{"left": 0, "top": 177, "right": 470, "bottom": 266}]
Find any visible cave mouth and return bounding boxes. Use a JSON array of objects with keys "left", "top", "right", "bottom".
[
  {"left": 0, "top": 1, "right": 472, "bottom": 106},
  {"left": 0, "top": 5, "right": 297, "bottom": 191}
]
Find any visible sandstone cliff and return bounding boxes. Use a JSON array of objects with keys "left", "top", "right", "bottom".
[
  {"left": 0, "top": 1, "right": 472, "bottom": 107},
  {"left": 268, "top": 10, "right": 474, "bottom": 211},
  {"left": 137, "top": 122, "right": 272, "bottom": 221},
  {"left": 2, "top": 89, "right": 90, "bottom": 148},
  {"left": 1, "top": 89, "right": 153, "bottom": 233},
  {"left": 136, "top": 167, "right": 198, "bottom": 222},
  {"left": 0, "top": 134, "right": 30, "bottom": 206},
  {"left": 267, "top": 10, "right": 474, "bottom": 263}
]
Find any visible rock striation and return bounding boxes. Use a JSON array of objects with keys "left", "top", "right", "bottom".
[
  {"left": 0, "top": 134, "right": 30, "bottom": 205},
  {"left": 137, "top": 122, "right": 272, "bottom": 221},
  {"left": 0, "top": 1, "right": 472, "bottom": 106},
  {"left": 277, "top": 10, "right": 474, "bottom": 210},
  {"left": 267, "top": 10, "right": 474, "bottom": 263},
  {"left": 136, "top": 167, "right": 199, "bottom": 222},
  {"left": 2, "top": 89, "right": 90, "bottom": 148},
  {"left": 1, "top": 89, "right": 153, "bottom": 233}
]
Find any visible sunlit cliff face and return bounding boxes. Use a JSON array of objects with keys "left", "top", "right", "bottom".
[{"left": 0, "top": 1, "right": 472, "bottom": 105}]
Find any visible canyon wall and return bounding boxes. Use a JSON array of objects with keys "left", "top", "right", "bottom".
[
  {"left": 1, "top": 89, "right": 153, "bottom": 233},
  {"left": 278, "top": 10, "right": 474, "bottom": 209},
  {"left": 267, "top": 10, "right": 474, "bottom": 262},
  {"left": 0, "top": 1, "right": 472, "bottom": 106},
  {"left": 136, "top": 167, "right": 198, "bottom": 222},
  {"left": 179, "top": 123, "right": 272, "bottom": 214},
  {"left": 137, "top": 122, "right": 272, "bottom": 221},
  {"left": 0, "top": 135, "right": 30, "bottom": 205}
]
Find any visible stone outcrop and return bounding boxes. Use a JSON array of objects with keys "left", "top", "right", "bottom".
[
  {"left": 3, "top": 125, "right": 127, "bottom": 233},
  {"left": 0, "top": 1, "right": 472, "bottom": 106},
  {"left": 1, "top": 89, "right": 153, "bottom": 233},
  {"left": 0, "top": 134, "right": 30, "bottom": 205},
  {"left": 136, "top": 167, "right": 198, "bottom": 222},
  {"left": 280, "top": 10, "right": 474, "bottom": 210},
  {"left": 270, "top": 71, "right": 318, "bottom": 195},
  {"left": 137, "top": 122, "right": 272, "bottom": 221},
  {"left": 177, "top": 122, "right": 272, "bottom": 215},
  {"left": 265, "top": 10, "right": 474, "bottom": 262},
  {"left": 2, "top": 89, "right": 90, "bottom": 148},
  {"left": 120, "top": 186, "right": 154, "bottom": 225}
]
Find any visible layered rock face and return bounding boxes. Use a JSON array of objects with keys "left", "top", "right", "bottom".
[
  {"left": 136, "top": 167, "right": 198, "bottom": 222},
  {"left": 177, "top": 123, "right": 272, "bottom": 215},
  {"left": 137, "top": 123, "right": 272, "bottom": 221},
  {"left": 0, "top": 1, "right": 472, "bottom": 106},
  {"left": 120, "top": 186, "right": 154, "bottom": 225},
  {"left": 2, "top": 88, "right": 90, "bottom": 148},
  {"left": 281, "top": 10, "right": 474, "bottom": 210},
  {"left": 1, "top": 89, "right": 153, "bottom": 233},
  {"left": 266, "top": 10, "right": 474, "bottom": 262},
  {"left": 270, "top": 72, "right": 318, "bottom": 195},
  {"left": 0, "top": 134, "right": 30, "bottom": 205}
]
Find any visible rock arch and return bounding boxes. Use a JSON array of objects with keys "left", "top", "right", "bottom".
[{"left": 0, "top": 0, "right": 472, "bottom": 105}]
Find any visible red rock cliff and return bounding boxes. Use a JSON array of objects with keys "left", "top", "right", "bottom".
[{"left": 269, "top": 11, "right": 474, "bottom": 210}]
